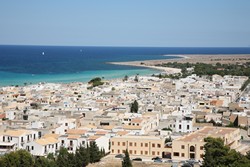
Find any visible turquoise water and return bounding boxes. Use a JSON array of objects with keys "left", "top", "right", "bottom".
[
  {"left": 0, "top": 69, "right": 159, "bottom": 86},
  {"left": 1, "top": 45, "right": 250, "bottom": 87}
]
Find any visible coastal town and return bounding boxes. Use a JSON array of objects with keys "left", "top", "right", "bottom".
[{"left": 0, "top": 56, "right": 250, "bottom": 166}]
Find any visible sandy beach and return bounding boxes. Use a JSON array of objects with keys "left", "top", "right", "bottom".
[{"left": 109, "top": 54, "right": 250, "bottom": 74}]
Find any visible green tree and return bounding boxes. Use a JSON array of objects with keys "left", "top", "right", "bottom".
[
  {"left": 34, "top": 157, "right": 47, "bottom": 167},
  {"left": 56, "top": 147, "right": 71, "bottom": 167},
  {"left": 88, "top": 77, "right": 104, "bottom": 88},
  {"left": 0, "top": 150, "right": 34, "bottom": 167},
  {"left": 0, "top": 151, "right": 20, "bottom": 167},
  {"left": 18, "top": 150, "right": 34, "bottom": 167},
  {"left": 130, "top": 100, "right": 138, "bottom": 113},
  {"left": 203, "top": 137, "right": 250, "bottom": 167},
  {"left": 74, "top": 146, "right": 90, "bottom": 167},
  {"left": 203, "top": 137, "right": 229, "bottom": 167},
  {"left": 89, "top": 142, "right": 101, "bottom": 163},
  {"left": 165, "top": 136, "right": 172, "bottom": 143},
  {"left": 246, "top": 150, "right": 250, "bottom": 160},
  {"left": 134, "top": 75, "right": 139, "bottom": 82},
  {"left": 123, "top": 75, "right": 129, "bottom": 81},
  {"left": 122, "top": 149, "right": 132, "bottom": 167}
]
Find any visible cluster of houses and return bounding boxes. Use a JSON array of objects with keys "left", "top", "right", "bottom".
[{"left": 0, "top": 74, "right": 249, "bottom": 162}]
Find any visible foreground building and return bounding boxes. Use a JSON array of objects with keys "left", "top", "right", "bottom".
[
  {"left": 110, "top": 135, "right": 170, "bottom": 158},
  {"left": 171, "top": 126, "right": 241, "bottom": 161}
]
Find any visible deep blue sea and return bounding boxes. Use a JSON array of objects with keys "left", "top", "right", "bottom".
[{"left": 0, "top": 45, "right": 250, "bottom": 86}]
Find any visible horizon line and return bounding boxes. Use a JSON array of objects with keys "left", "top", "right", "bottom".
[{"left": 0, "top": 44, "right": 250, "bottom": 48}]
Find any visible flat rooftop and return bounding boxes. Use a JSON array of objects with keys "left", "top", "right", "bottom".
[{"left": 176, "top": 126, "right": 238, "bottom": 142}]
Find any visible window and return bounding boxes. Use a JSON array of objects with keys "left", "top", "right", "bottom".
[
  {"left": 152, "top": 143, "right": 155, "bottom": 147},
  {"left": 181, "top": 153, "right": 185, "bottom": 157},
  {"left": 62, "top": 140, "right": 64, "bottom": 144},
  {"left": 118, "top": 150, "right": 120, "bottom": 153},
  {"left": 190, "top": 153, "right": 195, "bottom": 159},
  {"left": 179, "top": 125, "right": 182, "bottom": 129},
  {"left": 129, "top": 150, "right": 132, "bottom": 154},
  {"left": 145, "top": 151, "right": 148, "bottom": 155},
  {"left": 200, "top": 154, "right": 204, "bottom": 158},
  {"left": 129, "top": 142, "right": 132, "bottom": 146},
  {"left": 65, "top": 123, "right": 68, "bottom": 126},
  {"left": 134, "top": 150, "right": 136, "bottom": 154},
  {"left": 141, "top": 151, "right": 143, "bottom": 155},
  {"left": 134, "top": 143, "right": 137, "bottom": 147},
  {"left": 145, "top": 143, "right": 148, "bottom": 147},
  {"left": 200, "top": 146, "right": 204, "bottom": 150},
  {"left": 174, "top": 152, "right": 179, "bottom": 156},
  {"left": 122, "top": 142, "right": 125, "bottom": 146},
  {"left": 3, "top": 136, "right": 5, "bottom": 142},
  {"left": 157, "top": 144, "right": 161, "bottom": 148},
  {"left": 181, "top": 145, "right": 185, "bottom": 149},
  {"left": 32, "top": 146, "right": 34, "bottom": 150},
  {"left": 187, "top": 125, "right": 190, "bottom": 130},
  {"left": 118, "top": 142, "right": 120, "bottom": 146},
  {"left": 190, "top": 146, "right": 195, "bottom": 152},
  {"left": 141, "top": 143, "right": 143, "bottom": 147},
  {"left": 157, "top": 152, "right": 160, "bottom": 155},
  {"left": 152, "top": 151, "right": 155, "bottom": 155},
  {"left": 82, "top": 141, "right": 85, "bottom": 145},
  {"left": 112, "top": 142, "right": 114, "bottom": 145},
  {"left": 123, "top": 150, "right": 126, "bottom": 153},
  {"left": 112, "top": 149, "right": 114, "bottom": 153}
]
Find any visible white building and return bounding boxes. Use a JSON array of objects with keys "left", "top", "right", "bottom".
[
  {"left": 88, "top": 135, "right": 110, "bottom": 153},
  {"left": 174, "top": 115, "right": 194, "bottom": 133},
  {"left": 0, "top": 129, "right": 39, "bottom": 149},
  {"left": 59, "top": 135, "right": 87, "bottom": 153},
  {"left": 26, "top": 137, "right": 59, "bottom": 156}
]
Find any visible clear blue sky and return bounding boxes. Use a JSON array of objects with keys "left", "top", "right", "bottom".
[{"left": 0, "top": 0, "right": 250, "bottom": 47}]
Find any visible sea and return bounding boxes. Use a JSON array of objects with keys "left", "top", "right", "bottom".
[{"left": 0, "top": 45, "right": 250, "bottom": 87}]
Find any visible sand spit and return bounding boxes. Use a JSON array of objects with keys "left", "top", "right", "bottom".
[{"left": 109, "top": 54, "right": 250, "bottom": 74}]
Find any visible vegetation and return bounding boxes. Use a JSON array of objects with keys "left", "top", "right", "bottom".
[
  {"left": 130, "top": 100, "right": 138, "bottom": 113},
  {"left": 240, "top": 79, "right": 250, "bottom": 91},
  {"left": 164, "top": 136, "right": 172, "bottom": 143},
  {"left": 152, "top": 73, "right": 182, "bottom": 80},
  {"left": 30, "top": 102, "right": 40, "bottom": 109},
  {"left": 123, "top": 75, "right": 129, "bottom": 81},
  {"left": 0, "top": 142, "right": 105, "bottom": 167},
  {"left": 162, "top": 127, "right": 172, "bottom": 131},
  {"left": 88, "top": 77, "right": 104, "bottom": 89},
  {"left": 134, "top": 75, "right": 139, "bottom": 82},
  {"left": 122, "top": 149, "right": 132, "bottom": 167},
  {"left": 203, "top": 137, "right": 250, "bottom": 167},
  {"left": 155, "top": 62, "right": 250, "bottom": 79}
]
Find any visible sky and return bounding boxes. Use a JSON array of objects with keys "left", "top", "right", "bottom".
[{"left": 0, "top": 0, "right": 250, "bottom": 47}]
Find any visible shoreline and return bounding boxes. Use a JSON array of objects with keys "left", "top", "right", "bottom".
[
  {"left": 1, "top": 54, "right": 250, "bottom": 87},
  {"left": 109, "top": 61, "right": 182, "bottom": 74},
  {"left": 0, "top": 68, "right": 159, "bottom": 87},
  {"left": 109, "top": 54, "right": 250, "bottom": 74}
]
